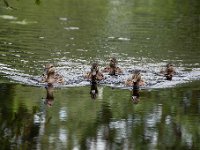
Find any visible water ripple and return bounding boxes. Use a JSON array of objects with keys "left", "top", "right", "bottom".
[{"left": 0, "top": 60, "right": 200, "bottom": 89}]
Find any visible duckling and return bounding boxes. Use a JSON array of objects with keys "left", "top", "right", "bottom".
[
  {"left": 165, "top": 63, "right": 175, "bottom": 80},
  {"left": 161, "top": 63, "right": 175, "bottom": 80},
  {"left": 85, "top": 63, "right": 104, "bottom": 81},
  {"left": 41, "top": 63, "right": 64, "bottom": 84},
  {"left": 102, "top": 57, "right": 123, "bottom": 75},
  {"left": 125, "top": 70, "right": 145, "bottom": 87}
]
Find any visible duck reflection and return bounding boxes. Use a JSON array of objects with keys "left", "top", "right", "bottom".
[
  {"left": 90, "top": 81, "right": 98, "bottom": 99},
  {"left": 131, "top": 85, "right": 140, "bottom": 104},
  {"left": 44, "top": 83, "right": 54, "bottom": 106},
  {"left": 89, "top": 67, "right": 99, "bottom": 99}
]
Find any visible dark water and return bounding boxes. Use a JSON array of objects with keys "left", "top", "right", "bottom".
[
  {"left": 0, "top": 82, "right": 200, "bottom": 149},
  {"left": 0, "top": 0, "right": 200, "bottom": 149}
]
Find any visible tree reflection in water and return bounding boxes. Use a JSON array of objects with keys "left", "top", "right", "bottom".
[{"left": 0, "top": 82, "right": 200, "bottom": 149}]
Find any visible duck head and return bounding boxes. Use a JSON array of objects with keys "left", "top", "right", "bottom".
[
  {"left": 109, "top": 57, "right": 117, "bottom": 68},
  {"left": 132, "top": 70, "right": 141, "bottom": 83},
  {"left": 44, "top": 63, "right": 56, "bottom": 75}
]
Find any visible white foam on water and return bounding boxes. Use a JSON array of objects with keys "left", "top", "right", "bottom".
[
  {"left": 64, "top": 27, "right": 79, "bottom": 30},
  {"left": 10, "top": 19, "right": 37, "bottom": 25},
  {"left": 0, "top": 60, "right": 200, "bottom": 89},
  {"left": 59, "top": 17, "right": 67, "bottom": 21},
  {"left": 0, "top": 15, "right": 17, "bottom": 20}
]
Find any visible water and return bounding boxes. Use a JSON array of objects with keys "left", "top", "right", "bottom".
[
  {"left": 0, "top": 0, "right": 200, "bottom": 149},
  {"left": 0, "top": 83, "right": 200, "bottom": 149}
]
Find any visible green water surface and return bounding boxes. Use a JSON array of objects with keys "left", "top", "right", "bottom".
[{"left": 0, "top": 0, "right": 200, "bottom": 149}]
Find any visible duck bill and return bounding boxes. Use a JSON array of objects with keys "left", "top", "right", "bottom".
[{"left": 132, "top": 78, "right": 137, "bottom": 83}]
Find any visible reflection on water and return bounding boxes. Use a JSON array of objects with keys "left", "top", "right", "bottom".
[
  {"left": 0, "top": 82, "right": 200, "bottom": 149},
  {"left": 131, "top": 88, "right": 140, "bottom": 104},
  {"left": 90, "top": 82, "right": 98, "bottom": 99},
  {"left": 43, "top": 84, "right": 54, "bottom": 107}
]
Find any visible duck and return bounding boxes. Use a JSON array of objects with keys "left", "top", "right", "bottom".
[
  {"left": 41, "top": 63, "right": 64, "bottom": 84},
  {"left": 125, "top": 70, "right": 145, "bottom": 87},
  {"left": 84, "top": 63, "right": 104, "bottom": 81},
  {"left": 102, "top": 57, "right": 123, "bottom": 75},
  {"left": 161, "top": 63, "right": 175, "bottom": 80}
]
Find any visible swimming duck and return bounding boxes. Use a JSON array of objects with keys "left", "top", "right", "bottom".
[
  {"left": 125, "top": 70, "right": 145, "bottom": 87},
  {"left": 161, "top": 63, "right": 175, "bottom": 80},
  {"left": 41, "top": 63, "right": 64, "bottom": 84},
  {"left": 84, "top": 63, "right": 104, "bottom": 81},
  {"left": 102, "top": 57, "right": 123, "bottom": 75}
]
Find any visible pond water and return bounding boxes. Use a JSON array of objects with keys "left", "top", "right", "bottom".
[{"left": 0, "top": 0, "right": 200, "bottom": 149}]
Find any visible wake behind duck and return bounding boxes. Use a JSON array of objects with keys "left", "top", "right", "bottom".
[{"left": 0, "top": 61, "right": 200, "bottom": 89}]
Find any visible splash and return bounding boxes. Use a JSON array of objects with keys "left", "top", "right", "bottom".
[{"left": 0, "top": 60, "right": 200, "bottom": 89}]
